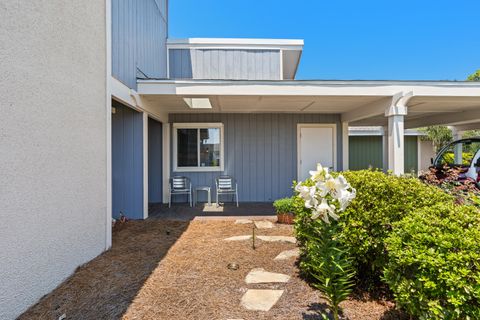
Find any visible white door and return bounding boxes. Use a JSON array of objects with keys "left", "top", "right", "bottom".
[{"left": 298, "top": 125, "right": 335, "bottom": 181}]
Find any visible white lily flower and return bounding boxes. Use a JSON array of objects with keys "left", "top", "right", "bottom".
[
  {"left": 311, "top": 199, "right": 335, "bottom": 223},
  {"left": 295, "top": 185, "right": 318, "bottom": 208},
  {"left": 297, "top": 163, "right": 356, "bottom": 223},
  {"left": 309, "top": 163, "right": 331, "bottom": 182},
  {"left": 338, "top": 188, "right": 356, "bottom": 211}
]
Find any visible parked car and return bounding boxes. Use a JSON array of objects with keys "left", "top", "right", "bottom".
[{"left": 431, "top": 137, "right": 480, "bottom": 184}]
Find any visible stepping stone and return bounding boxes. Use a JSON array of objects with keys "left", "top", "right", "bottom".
[
  {"left": 274, "top": 248, "right": 300, "bottom": 260},
  {"left": 256, "top": 235, "right": 296, "bottom": 244},
  {"left": 235, "top": 219, "right": 253, "bottom": 224},
  {"left": 224, "top": 235, "right": 252, "bottom": 241},
  {"left": 245, "top": 268, "right": 290, "bottom": 284},
  {"left": 240, "top": 289, "right": 284, "bottom": 311},
  {"left": 254, "top": 220, "right": 274, "bottom": 229}
]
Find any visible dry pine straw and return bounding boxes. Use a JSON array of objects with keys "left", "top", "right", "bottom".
[{"left": 20, "top": 220, "right": 406, "bottom": 320}]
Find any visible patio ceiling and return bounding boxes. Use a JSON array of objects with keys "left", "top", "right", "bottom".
[{"left": 137, "top": 79, "right": 480, "bottom": 129}]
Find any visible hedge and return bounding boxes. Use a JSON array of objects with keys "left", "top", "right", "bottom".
[{"left": 384, "top": 203, "right": 480, "bottom": 319}]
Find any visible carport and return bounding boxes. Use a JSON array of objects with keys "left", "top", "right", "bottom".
[{"left": 138, "top": 79, "right": 480, "bottom": 172}]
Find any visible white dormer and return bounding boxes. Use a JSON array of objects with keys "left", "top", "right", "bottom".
[{"left": 167, "top": 38, "right": 303, "bottom": 80}]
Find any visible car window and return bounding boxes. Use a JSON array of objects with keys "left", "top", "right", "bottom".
[{"left": 436, "top": 141, "right": 480, "bottom": 166}]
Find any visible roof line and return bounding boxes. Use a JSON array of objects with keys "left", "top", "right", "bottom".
[
  {"left": 167, "top": 38, "right": 304, "bottom": 46},
  {"left": 137, "top": 78, "right": 480, "bottom": 86}
]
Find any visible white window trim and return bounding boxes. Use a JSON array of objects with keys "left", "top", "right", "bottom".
[{"left": 173, "top": 123, "right": 224, "bottom": 172}]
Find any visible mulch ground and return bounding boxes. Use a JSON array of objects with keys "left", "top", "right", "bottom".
[{"left": 20, "top": 219, "right": 408, "bottom": 320}]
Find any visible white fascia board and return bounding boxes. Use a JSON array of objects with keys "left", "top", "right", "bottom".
[
  {"left": 348, "top": 127, "right": 424, "bottom": 136},
  {"left": 111, "top": 77, "right": 168, "bottom": 123},
  {"left": 167, "top": 38, "right": 304, "bottom": 51},
  {"left": 137, "top": 79, "right": 480, "bottom": 97}
]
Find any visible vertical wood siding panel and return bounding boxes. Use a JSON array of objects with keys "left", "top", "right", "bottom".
[
  {"left": 271, "top": 113, "right": 279, "bottom": 198},
  {"left": 247, "top": 50, "right": 255, "bottom": 80},
  {"left": 212, "top": 50, "right": 219, "bottom": 79},
  {"left": 112, "top": 0, "right": 167, "bottom": 87},
  {"left": 405, "top": 136, "right": 418, "bottom": 173},
  {"left": 234, "top": 114, "right": 243, "bottom": 202},
  {"left": 169, "top": 50, "right": 176, "bottom": 78},
  {"left": 182, "top": 49, "right": 192, "bottom": 78},
  {"left": 148, "top": 118, "right": 163, "bottom": 203},
  {"left": 240, "top": 50, "right": 247, "bottom": 79},
  {"left": 169, "top": 113, "right": 341, "bottom": 202},
  {"left": 264, "top": 114, "right": 272, "bottom": 201},
  {"left": 272, "top": 50, "right": 280, "bottom": 80},
  {"left": 218, "top": 50, "right": 226, "bottom": 80},
  {"left": 203, "top": 50, "right": 211, "bottom": 79},
  {"left": 225, "top": 50, "right": 234, "bottom": 79},
  {"left": 232, "top": 50, "right": 241, "bottom": 79},
  {"left": 349, "top": 136, "right": 383, "bottom": 170},
  {"left": 112, "top": 102, "right": 144, "bottom": 219},
  {"left": 257, "top": 51, "right": 264, "bottom": 80}
]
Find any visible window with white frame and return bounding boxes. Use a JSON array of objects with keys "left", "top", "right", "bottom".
[{"left": 173, "top": 123, "right": 224, "bottom": 172}]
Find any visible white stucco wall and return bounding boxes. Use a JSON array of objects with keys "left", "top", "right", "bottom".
[
  {"left": 419, "top": 139, "right": 436, "bottom": 172},
  {"left": 0, "top": 2, "right": 107, "bottom": 319}
]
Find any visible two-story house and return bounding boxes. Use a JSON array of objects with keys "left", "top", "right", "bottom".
[{"left": 2, "top": 0, "right": 480, "bottom": 318}]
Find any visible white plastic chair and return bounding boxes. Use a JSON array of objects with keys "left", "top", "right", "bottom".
[
  {"left": 169, "top": 176, "right": 192, "bottom": 208},
  {"left": 215, "top": 175, "right": 239, "bottom": 207}
]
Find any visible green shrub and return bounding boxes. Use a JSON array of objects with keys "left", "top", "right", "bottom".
[
  {"left": 384, "top": 203, "right": 480, "bottom": 319},
  {"left": 273, "top": 197, "right": 294, "bottom": 214},
  {"left": 336, "top": 170, "right": 454, "bottom": 284}
]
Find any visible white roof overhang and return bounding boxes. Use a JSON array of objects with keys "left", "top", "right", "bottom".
[{"left": 137, "top": 79, "right": 480, "bottom": 129}]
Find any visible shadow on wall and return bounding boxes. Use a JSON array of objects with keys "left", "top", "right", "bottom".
[{"left": 18, "top": 220, "right": 190, "bottom": 320}]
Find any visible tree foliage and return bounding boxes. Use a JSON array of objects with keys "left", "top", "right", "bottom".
[
  {"left": 419, "top": 126, "right": 453, "bottom": 152},
  {"left": 467, "top": 69, "right": 480, "bottom": 81}
]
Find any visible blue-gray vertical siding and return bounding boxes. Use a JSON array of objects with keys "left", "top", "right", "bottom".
[
  {"left": 148, "top": 118, "right": 163, "bottom": 203},
  {"left": 169, "top": 113, "right": 342, "bottom": 202},
  {"left": 169, "top": 49, "right": 281, "bottom": 80},
  {"left": 112, "top": 0, "right": 167, "bottom": 89},
  {"left": 112, "top": 101, "right": 144, "bottom": 219}
]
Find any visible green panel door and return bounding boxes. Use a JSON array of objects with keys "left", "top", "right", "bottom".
[
  {"left": 349, "top": 135, "right": 418, "bottom": 173},
  {"left": 404, "top": 136, "right": 418, "bottom": 173},
  {"left": 349, "top": 136, "right": 383, "bottom": 170}
]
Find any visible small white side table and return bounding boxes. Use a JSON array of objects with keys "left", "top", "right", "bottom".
[{"left": 194, "top": 186, "right": 211, "bottom": 206}]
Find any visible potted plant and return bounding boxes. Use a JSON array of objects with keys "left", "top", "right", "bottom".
[{"left": 273, "top": 197, "right": 295, "bottom": 224}]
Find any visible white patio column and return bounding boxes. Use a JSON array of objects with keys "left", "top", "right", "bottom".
[
  {"left": 387, "top": 115, "right": 405, "bottom": 175},
  {"left": 451, "top": 126, "right": 463, "bottom": 164},
  {"left": 342, "top": 122, "right": 349, "bottom": 171},
  {"left": 382, "top": 126, "right": 388, "bottom": 172},
  {"left": 142, "top": 112, "right": 149, "bottom": 219}
]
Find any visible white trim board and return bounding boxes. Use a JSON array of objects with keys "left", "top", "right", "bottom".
[
  {"left": 105, "top": 0, "right": 112, "bottom": 250},
  {"left": 167, "top": 38, "right": 304, "bottom": 51}
]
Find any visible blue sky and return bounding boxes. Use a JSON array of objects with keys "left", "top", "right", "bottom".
[{"left": 169, "top": 0, "right": 479, "bottom": 80}]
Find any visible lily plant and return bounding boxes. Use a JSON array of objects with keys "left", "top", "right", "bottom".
[{"left": 294, "top": 164, "right": 356, "bottom": 320}]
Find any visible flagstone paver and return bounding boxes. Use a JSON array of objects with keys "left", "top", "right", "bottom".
[
  {"left": 245, "top": 268, "right": 290, "bottom": 284},
  {"left": 224, "top": 235, "right": 252, "bottom": 241},
  {"left": 256, "top": 235, "right": 296, "bottom": 243},
  {"left": 234, "top": 219, "right": 253, "bottom": 224},
  {"left": 274, "top": 248, "right": 300, "bottom": 260},
  {"left": 240, "top": 289, "right": 284, "bottom": 311},
  {"left": 253, "top": 220, "right": 274, "bottom": 229}
]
